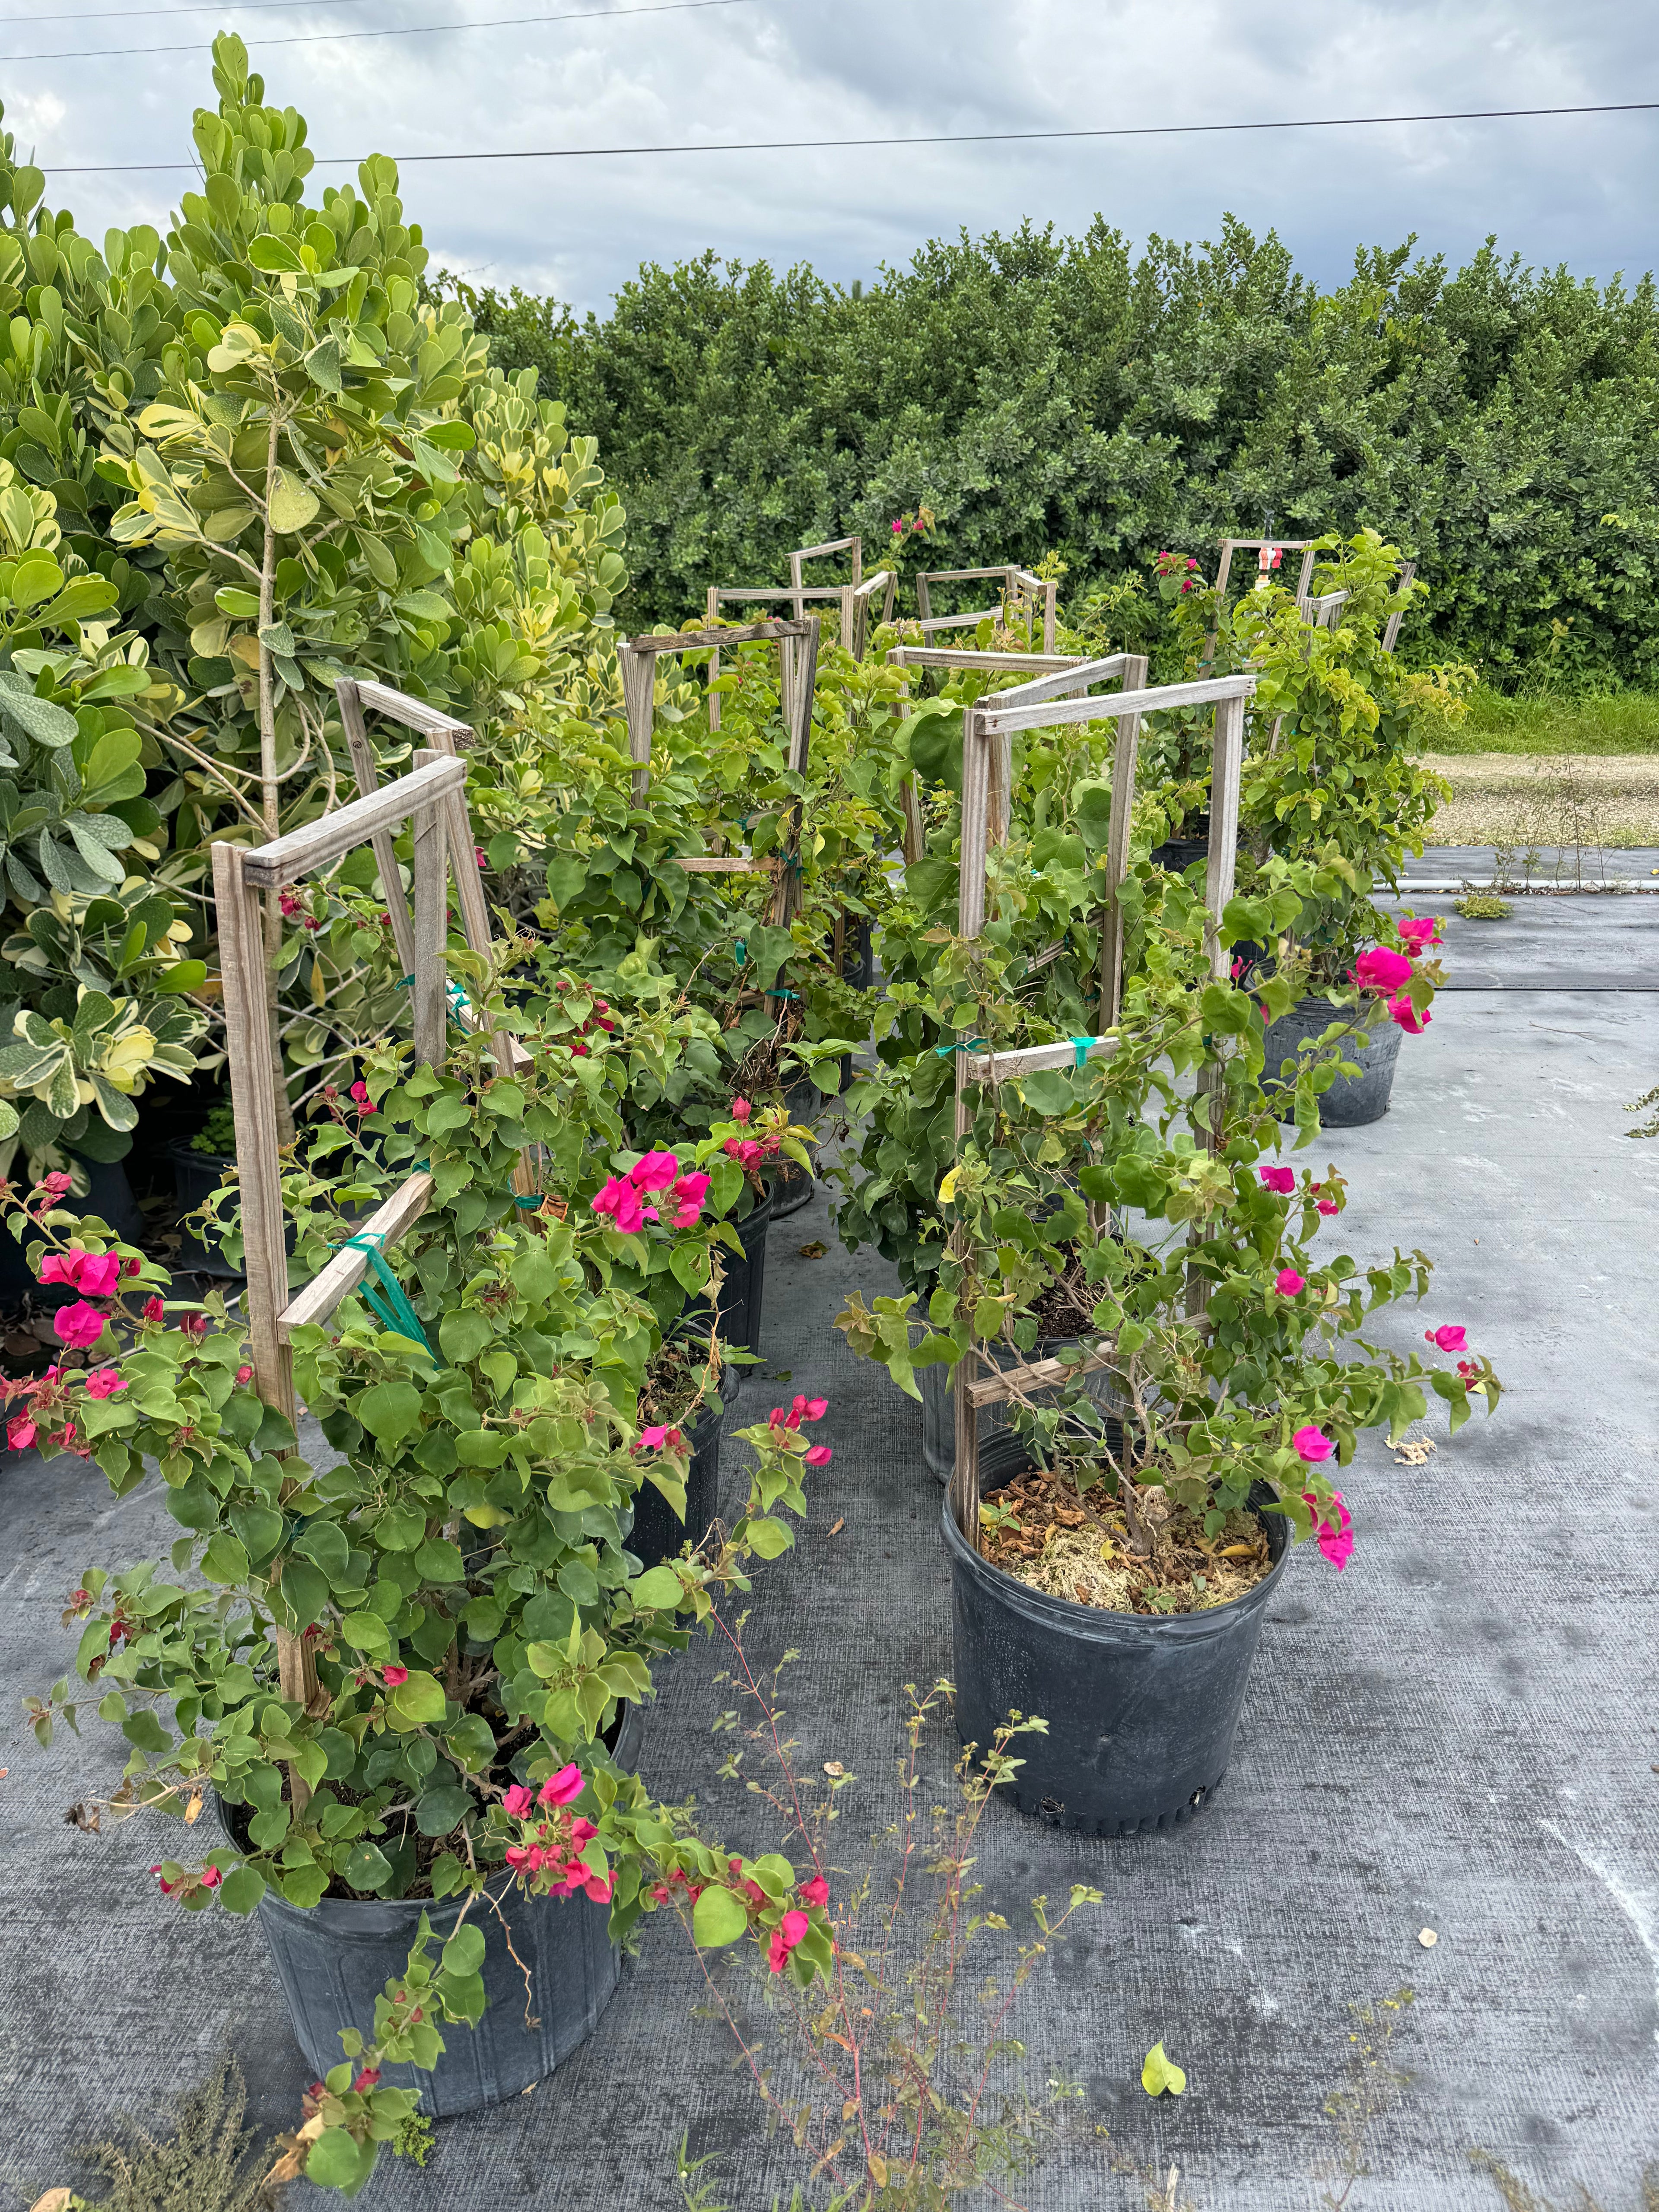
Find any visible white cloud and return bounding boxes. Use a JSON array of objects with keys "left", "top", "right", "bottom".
[{"left": 11, "top": 0, "right": 1659, "bottom": 309}]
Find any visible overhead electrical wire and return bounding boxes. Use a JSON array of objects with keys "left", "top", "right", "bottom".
[
  {"left": 0, "top": 0, "right": 382, "bottom": 23},
  {"left": 39, "top": 97, "right": 1659, "bottom": 174},
  {"left": 0, "top": 0, "right": 766, "bottom": 60}
]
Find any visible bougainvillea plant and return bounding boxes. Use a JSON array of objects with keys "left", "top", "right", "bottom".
[{"left": 9, "top": 980, "right": 842, "bottom": 2191}]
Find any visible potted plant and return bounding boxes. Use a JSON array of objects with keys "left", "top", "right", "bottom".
[
  {"left": 8, "top": 998, "right": 840, "bottom": 2192},
  {"left": 840, "top": 924, "right": 1499, "bottom": 1835}
]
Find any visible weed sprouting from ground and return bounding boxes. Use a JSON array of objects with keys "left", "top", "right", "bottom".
[
  {"left": 1468, "top": 2150, "right": 1659, "bottom": 2210},
  {"left": 1315, "top": 1988, "right": 1417, "bottom": 2209},
  {"left": 54, "top": 2053, "right": 286, "bottom": 2212},
  {"left": 663, "top": 1613, "right": 1103, "bottom": 2209}
]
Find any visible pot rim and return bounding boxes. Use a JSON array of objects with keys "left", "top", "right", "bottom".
[{"left": 941, "top": 1480, "right": 1291, "bottom": 1640}]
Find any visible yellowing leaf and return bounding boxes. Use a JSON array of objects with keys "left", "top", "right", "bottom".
[
  {"left": 938, "top": 1167, "right": 959, "bottom": 1204},
  {"left": 267, "top": 468, "right": 320, "bottom": 534},
  {"left": 1141, "top": 2041, "right": 1186, "bottom": 2097}
]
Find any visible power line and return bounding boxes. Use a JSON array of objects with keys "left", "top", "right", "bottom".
[
  {"left": 1, "top": 0, "right": 764, "bottom": 60},
  {"left": 40, "top": 97, "right": 1659, "bottom": 173},
  {"left": 0, "top": 0, "right": 380, "bottom": 22}
]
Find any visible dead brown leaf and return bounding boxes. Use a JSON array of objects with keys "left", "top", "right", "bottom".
[
  {"left": 30, "top": 2190, "right": 75, "bottom": 2212},
  {"left": 184, "top": 1790, "right": 203, "bottom": 1825},
  {"left": 798, "top": 1240, "right": 826, "bottom": 1259},
  {"left": 827, "top": 1517, "right": 845, "bottom": 1537}
]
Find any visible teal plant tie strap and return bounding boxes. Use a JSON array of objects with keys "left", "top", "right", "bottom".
[
  {"left": 934, "top": 1037, "right": 987, "bottom": 1058},
  {"left": 398, "top": 975, "right": 472, "bottom": 1022},
  {"left": 1071, "top": 1036, "right": 1093, "bottom": 1068},
  {"left": 734, "top": 938, "right": 747, "bottom": 966},
  {"left": 333, "top": 1231, "right": 437, "bottom": 1362},
  {"left": 512, "top": 1193, "right": 544, "bottom": 1209}
]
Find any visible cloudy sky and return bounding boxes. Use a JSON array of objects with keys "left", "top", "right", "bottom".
[{"left": 7, "top": 0, "right": 1656, "bottom": 313}]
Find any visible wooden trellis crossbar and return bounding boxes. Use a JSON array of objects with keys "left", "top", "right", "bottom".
[
  {"left": 1381, "top": 560, "right": 1416, "bottom": 653},
  {"left": 788, "top": 533, "right": 860, "bottom": 625},
  {"left": 914, "top": 563, "right": 1057, "bottom": 651},
  {"left": 944, "top": 667, "right": 1257, "bottom": 1544}
]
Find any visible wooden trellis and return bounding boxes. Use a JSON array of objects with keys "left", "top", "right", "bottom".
[
  {"left": 913, "top": 565, "right": 1058, "bottom": 653},
  {"left": 617, "top": 616, "right": 818, "bottom": 931},
  {"left": 703, "top": 543, "right": 894, "bottom": 669},
  {"left": 884, "top": 643, "right": 1147, "bottom": 873},
  {"left": 213, "top": 681, "right": 526, "bottom": 1757},
  {"left": 941, "top": 667, "right": 1257, "bottom": 1544}
]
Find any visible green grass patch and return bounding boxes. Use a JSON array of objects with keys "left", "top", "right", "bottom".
[{"left": 1437, "top": 686, "right": 1659, "bottom": 756}]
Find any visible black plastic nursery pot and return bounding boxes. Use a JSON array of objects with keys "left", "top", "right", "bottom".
[
  {"left": 943, "top": 1443, "right": 1290, "bottom": 1837},
  {"left": 167, "top": 1142, "right": 241, "bottom": 1276},
  {"left": 242, "top": 1708, "right": 643, "bottom": 2118},
  {"left": 714, "top": 1188, "right": 773, "bottom": 1358},
  {"left": 626, "top": 1384, "right": 726, "bottom": 1571},
  {"left": 768, "top": 1077, "right": 822, "bottom": 1221},
  {"left": 1262, "top": 995, "right": 1402, "bottom": 1128}
]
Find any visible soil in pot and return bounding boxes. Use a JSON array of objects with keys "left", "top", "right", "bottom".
[
  {"left": 978, "top": 1459, "right": 1274, "bottom": 1616},
  {"left": 944, "top": 1431, "right": 1289, "bottom": 1837},
  {"left": 1262, "top": 996, "right": 1402, "bottom": 1128},
  {"left": 232, "top": 1706, "right": 644, "bottom": 2118},
  {"left": 628, "top": 1337, "right": 727, "bottom": 1570}
]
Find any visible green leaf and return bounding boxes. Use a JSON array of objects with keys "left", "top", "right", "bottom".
[
  {"left": 692, "top": 1885, "right": 749, "bottom": 1949},
  {"left": 344, "top": 1841, "right": 393, "bottom": 1892},
  {"left": 217, "top": 1862, "right": 266, "bottom": 1915},
  {"left": 442, "top": 1922, "right": 486, "bottom": 1975},
  {"left": 388, "top": 1669, "right": 448, "bottom": 1728},
  {"left": 415, "top": 1783, "right": 470, "bottom": 1837},
  {"left": 299, "top": 2124, "right": 378, "bottom": 2191},
  {"left": 1074, "top": 779, "right": 1115, "bottom": 854},
  {"left": 439, "top": 1309, "right": 492, "bottom": 1365},
  {"left": 354, "top": 1380, "right": 422, "bottom": 1445},
  {"left": 544, "top": 853, "right": 586, "bottom": 909},
  {"left": 121, "top": 1707, "right": 170, "bottom": 1754},
  {"left": 1141, "top": 2041, "right": 1186, "bottom": 2097},
  {"left": 0, "top": 672, "right": 76, "bottom": 747},
  {"left": 247, "top": 232, "right": 305, "bottom": 273},
  {"left": 744, "top": 1516, "right": 793, "bottom": 1560},
  {"left": 200, "top": 1531, "right": 249, "bottom": 1584},
  {"left": 628, "top": 1563, "right": 684, "bottom": 1610}
]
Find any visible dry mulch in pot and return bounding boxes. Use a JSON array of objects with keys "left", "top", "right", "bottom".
[
  {"left": 639, "top": 1335, "right": 723, "bottom": 1432},
  {"left": 977, "top": 1458, "right": 1276, "bottom": 1616}
]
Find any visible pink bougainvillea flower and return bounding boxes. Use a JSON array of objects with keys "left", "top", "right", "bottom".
[
  {"left": 538, "top": 1763, "right": 584, "bottom": 1808},
  {"left": 1293, "top": 1424, "right": 1335, "bottom": 1464},
  {"left": 349, "top": 1079, "right": 378, "bottom": 1115},
  {"left": 799, "top": 1874, "right": 829, "bottom": 1907},
  {"left": 1397, "top": 915, "right": 1443, "bottom": 953},
  {"left": 1274, "top": 1269, "right": 1306, "bottom": 1297},
  {"left": 592, "top": 1175, "right": 647, "bottom": 1233},
  {"left": 501, "top": 1783, "right": 534, "bottom": 1820},
  {"left": 54, "top": 1303, "right": 108, "bottom": 1351},
  {"left": 628, "top": 1150, "right": 681, "bottom": 1193},
  {"left": 1388, "top": 992, "right": 1431, "bottom": 1034},
  {"left": 41, "top": 1170, "right": 73, "bottom": 1197},
  {"left": 1316, "top": 1196, "right": 1339, "bottom": 1216},
  {"left": 279, "top": 891, "right": 301, "bottom": 918},
  {"left": 638, "top": 1424, "right": 684, "bottom": 1451},
  {"left": 181, "top": 1313, "right": 208, "bottom": 1339},
  {"left": 804, "top": 1443, "right": 833, "bottom": 1467},
  {"left": 382, "top": 1665, "right": 409, "bottom": 1686},
  {"left": 669, "top": 1171, "right": 709, "bottom": 1227},
  {"left": 1425, "top": 1323, "right": 1468, "bottom": 1352},
  {"left": 1303, "top": 1488, "right": 1354, "bottom": 1570},
  {"left": 767, "top": 1907, "right": 811, "bottom": 1973},
  {"left": 200, "top": 1864, "right": 222, "bottom": 1889},
  {"left": 83, "top": 1369, "right": 126, "bottom": 1400},
  {"left": 122, "top": 1256, "right": 141, "bottom": 1278},
  {"left": 1259, "top": 1166, "right": 1296, "bottom": 1195},
  {"left": 730, "top": 1097, "right": 753, "bottom": 1123},
  {"left": 235, "top": 1364, "right": 253, "bottom": 1384},
  {"left": 141, "top": 1296, "right": 165, "bottom": 1325},
  {"left": 1353, "top": 946, "right": 1414, "bottom": 994},
  {"left": 582, "top": 1870, "right": 614, "bottom": 1904},
  {"left": 39, "top": 1248, "right": 121, "bottom": 1297},
  {"left": 723, "top": 1138, "right": 763, "bottom": 1170},
  {"left": 505, "top": 1843, "right": 532, "bottom": 1871},
  {"left": 6, "top": 1416, "right": 36, "bottom": 1450},
  {"left": 353, "top": 2067, "right": 381, "bottom": 2093}
]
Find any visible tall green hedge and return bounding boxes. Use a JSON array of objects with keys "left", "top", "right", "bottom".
[{"left": 444, "top": 215, "right": 1659, "bottom": 688}]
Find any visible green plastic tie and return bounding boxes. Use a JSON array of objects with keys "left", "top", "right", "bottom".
[
  {"left": 934, "top": 1037, "right": 987, "bottom": 1058},
  {"left": 734, "top": 938, "right": 747, "bottom": 966},
  {"left": 332, "top": 1231, "right": 437, "bottom": 1363},
  {"left": 397, "top": 974, "right": 471, "bottom": 1021},
  {"left": 1071, "top": 1036, "right": 1094, "bottom": 1068}
]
